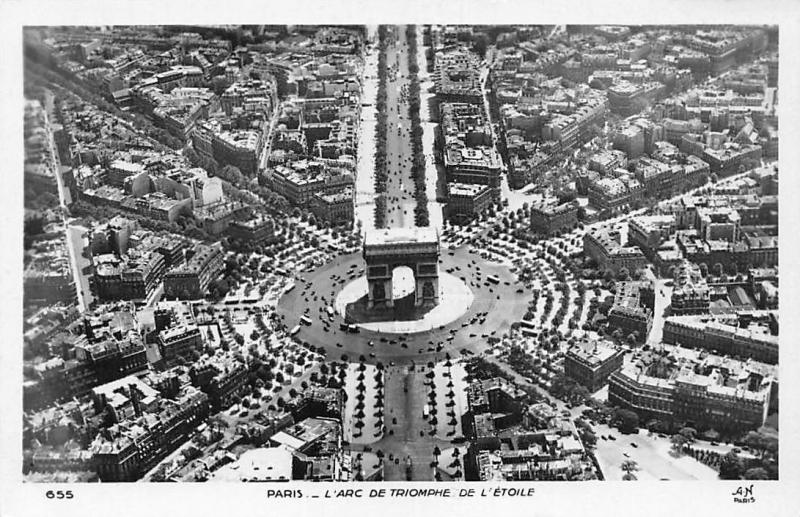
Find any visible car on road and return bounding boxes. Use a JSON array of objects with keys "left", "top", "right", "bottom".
[
  {"left": 368, "top": 341, "right": 375, "bottom": 347},
  {"left": 630, "top": 443, "right": 638, "bottom": 448}
]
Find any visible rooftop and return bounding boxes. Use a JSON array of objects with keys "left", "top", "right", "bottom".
[
  {"left": 567, "top": 338, "right": 622, "bottom": 366},
  {"left": 448, "top": 182, "right": 490, "bottom": 197},
  {"left": 364, "top": 227, "right": 439, "bottom": 247},
  {"left": 210, "top": 446, "right": 293, "bottom": 482}
]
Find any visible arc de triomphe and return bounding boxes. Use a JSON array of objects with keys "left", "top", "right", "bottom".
[{"left": 363, "top": 228, "right": 440, "bottom": 309}]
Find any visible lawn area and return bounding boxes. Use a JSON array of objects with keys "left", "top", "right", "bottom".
[
  {"left": 342, "top": 363, "right": 384, "bottom": 444},
  {"left": 430, "top": 361, "right": 468, "bottom": 440}
]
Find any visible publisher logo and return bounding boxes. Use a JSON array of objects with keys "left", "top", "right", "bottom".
[{"left": 731, "top": 485, "right": 755, "bottom": 504}]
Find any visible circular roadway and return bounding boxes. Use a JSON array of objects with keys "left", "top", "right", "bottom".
[{"left": 275, "top": 244, "right": 529, "bottom": 365}]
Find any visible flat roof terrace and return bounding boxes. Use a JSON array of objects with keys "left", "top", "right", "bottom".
[{"left": 364, "top": 227, "right": 439, "bottom": 247}]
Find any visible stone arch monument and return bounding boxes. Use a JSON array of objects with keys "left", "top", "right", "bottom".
[{"left": 363, "top": 228, "right": 440, "bottom": 309}]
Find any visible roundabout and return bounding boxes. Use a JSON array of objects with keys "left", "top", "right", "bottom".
[{"left": 274, "top": 243, "right": 530, "bottom": 365}]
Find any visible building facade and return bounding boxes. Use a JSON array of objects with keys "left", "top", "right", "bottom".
[{"left": 564, "top": 339, "right": 625, "bottom": 392}]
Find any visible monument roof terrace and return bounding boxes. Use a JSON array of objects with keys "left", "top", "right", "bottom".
[
  {"left": 364, "top": 228, "right": 439, "bottom": 247},
  {"left": 363, "top": 228, "right": 440, "bottom": 259}
]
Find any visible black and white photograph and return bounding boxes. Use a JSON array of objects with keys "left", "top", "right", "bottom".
[{"left": 2, "top": 1, "right": 799, "bottom": 516}]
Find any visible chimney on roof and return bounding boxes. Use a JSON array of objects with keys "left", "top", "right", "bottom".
[{"left": 128, "top": 383, "right": 142, "bottom": 417}]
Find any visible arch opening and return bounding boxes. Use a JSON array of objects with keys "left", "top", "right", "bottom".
[
  {"left": 392, "top": 265, "right": 416, "bottom": 314},
  {"left": 391, "top": 265, "right": 415, "bottom": 301}
]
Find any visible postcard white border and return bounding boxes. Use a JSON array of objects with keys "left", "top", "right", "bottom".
[{"left": 1, "top": 1, "right": 799, "bottom": 516}]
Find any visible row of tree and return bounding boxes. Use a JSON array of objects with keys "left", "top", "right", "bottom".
[
  {"left": 405, "top": 25, "right": 430, "bottom": 227},
  {"left": 374, "top": 195, "right": 387, "bottom": 229},
  {"left": 372, "top": 26, "right": 390, "bottom": 228},
  {"left": 549, "top": 373, "right": 592, "bottom": 407}
]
